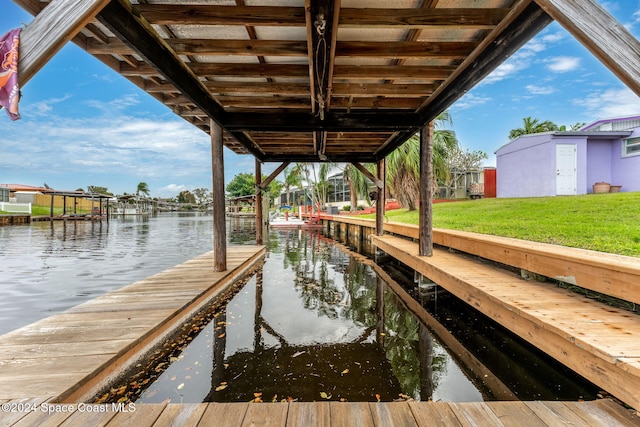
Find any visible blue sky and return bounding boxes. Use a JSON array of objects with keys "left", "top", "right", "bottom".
[{"left": 1, "top": 1, "right": 639, "bottom": 198}]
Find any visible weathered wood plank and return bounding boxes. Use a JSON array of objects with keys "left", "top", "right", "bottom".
[
  {"left": 136, "top": 5, "right": 507, "bottom": 28},
  {"left": 485, "top": 401, "right": 548, "bottom": 426},
  {"left": 369, "top": 402, "right": 418, "bottom": 426},
  {"left": 107, "top": 403, "right": 166, "bottom": 426},
  {"left": 198, "top": 403, "right": 249, "bottom": 427},
  {"left": 330, "top": 402, "right": 375, "bottom": 427},
  {"left": 564, "top": 400, "right": 640, "bottom": 427},
  {"left": 151, "top": 403, "right": 207, "bottom": 427},
  {"left": 56, "top": 406, "right": 116, "bottom": 427},
  {"left": 286, "top": 402, "right": 330, "bottom": 427},
  {"left": 241, "top": 403, "right": 289, "bottom": 427},
  {"left": 523, "top": 401, "right": 589, "bottom": 426},
  {"left": 448, "top": 402, "right": 505, "bottom": 426},
  {"left": 408, "top": 402, "right": 463, "bottom": 426},
  {"left": 11, "top": 409, "right": 73, "bottom": 427},
  {"left": 20, "top": 0, "right": 111, "bottom": 84},
  {"left": 0, "top": 397, "right": 53, "bottom": 426}
]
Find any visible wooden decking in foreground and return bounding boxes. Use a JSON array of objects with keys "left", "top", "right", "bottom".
[
  {"left": 371, "top": 234, "right": 640, "bottom": 412},
  {"left": 1, "top": 398, "right": 638, "bottom": 426},
  {"left": 0, "top": 245, "right": 265, "bottom": 402}
]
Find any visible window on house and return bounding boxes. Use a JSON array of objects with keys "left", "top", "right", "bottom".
[{"left": 623, "top": 137, "right": 640, "bottom": 157}]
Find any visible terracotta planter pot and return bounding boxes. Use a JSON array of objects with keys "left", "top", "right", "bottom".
[
  {"left": 609, "top": 185, "right": 622, "bottom": 193},
  {"left": 592, "top": 182, "right": 611, "bottom": 193}
]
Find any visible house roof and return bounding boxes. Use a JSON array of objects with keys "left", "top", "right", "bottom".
[
  {"left": 0, "top": 183, "right": 51, "bottom": 192},
  {"left": 13, "top": 1, "right": 639, "bottom": 165},
  {"left": 581, "top": 115, "right": 640, "bottom": 131},
  {"left": 495, "top": 129, "right": 634, "bottom": 154}
]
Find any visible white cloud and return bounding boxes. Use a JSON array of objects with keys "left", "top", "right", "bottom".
[
  {"left": 84, "top": 93, "right": 141, "bottom": 114},
  {"left": 574, "top": 87, "right": 640, "bottom": 118},
  {"left": 481, "top": 29, "right": 568, "bottom": 85},
  {"left": 25, "top": 94, "right": 73, "bottom": 116},
  {"left": 158, "top": 184, "right": 187, "bottom": 198},
  {"left": 526, "top": 85, "right": 556, "bottom": 95},
  {"left": 0, "top": 112, "right": 212, "bottom": 191},
  {"left": 450, "top": 92, "right": 491, "bottom": 110},
  {"left": 546, "top": 56, "right": 581, "bottom": 73},
  {"left": 482, "top": 61, "right": 528, "bottom": 84}
]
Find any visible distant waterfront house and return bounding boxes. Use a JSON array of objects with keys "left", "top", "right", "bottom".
[
  {"left": 495, "top": 115, "right": 640, "bottom": 198},
  {"left": 0, "top": 186, "right": 9, "bottom": 202}
]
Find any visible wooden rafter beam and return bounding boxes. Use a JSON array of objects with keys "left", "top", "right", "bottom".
[
  {"left": 223, "top": 111, "right": 421, "bottom": 132},
  {"left": 19, "top": 0, "right": 111, "bottom": 85},
  {"left": 187, "top": 63, "right": 456, "bottom": 79},
  {"left": 352, "top": 163, "right": 383, "bottom": 189},
  {"left": 534, "top": 0, "right": 640, "bottom": 96},
  {"left": 135, "top": 4, "right": 305, "bottom": 26},
  {"left": 257, "top": 162, "right": 291, "bottom": 193},
  {"left": 336, "top": 41, "right": 476, "bottom": 59},
  {"left": 150, "top": 40, "right": 477, "bottom": 59},
  {"left": 136, "top": 4, "right": 508, "bottom": 29},
  {"left": 339, "top": 7, "right": 508, "bottom": 29},
  {"left": 166, "top": 39, "right": 308, "bottom": 56}
]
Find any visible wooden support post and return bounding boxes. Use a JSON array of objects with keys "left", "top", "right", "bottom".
[
  {"left": 375, "top": 159, "right": 385, "bottom": 236},
  {"left": 211, "top": 119, "right": 227, "bottom": 272},
  {"left": 419, "top": 123, "right": 433, "bottom": 257},
  {"left": 534, "top": 0, "right": 640, "bottom": 95},
  {"left": 255, "top": 159, "right": 263, "bottom": 245},
  {"left": 19, "top": 0, "right": 111, "bottom": 85}
]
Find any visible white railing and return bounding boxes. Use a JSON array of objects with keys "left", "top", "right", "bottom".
[{"left": 0, "top": 202, "right": 31, "bottom": 214}]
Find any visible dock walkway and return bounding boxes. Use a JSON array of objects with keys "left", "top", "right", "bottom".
[
  {"left": 372, "top": 234, "right": 640, "bottom": 411},
  {"left": 0, "top": 245, "right": 265, "bottom": 402},
  {"left": 2, "top": 397, "right": 638, "bottom": 426}
]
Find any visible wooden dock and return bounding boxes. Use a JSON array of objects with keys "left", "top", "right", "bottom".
[
  {"left": 0, "top": 245, "right": 265, "bottom": 403},
  {"left": 0, "top": 234, "right": 637, "bottom": 426},
  {"left": 371, "top": 234, "right": 640, "bottom": 412},
  {"left": 1, "top": 398, "right": 638, "bottom": 426}
]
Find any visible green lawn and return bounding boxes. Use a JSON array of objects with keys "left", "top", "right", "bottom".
[{"left": 361, "top": 193, "right": 640, "bottom": 257}]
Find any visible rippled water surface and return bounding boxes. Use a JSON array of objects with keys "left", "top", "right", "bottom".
[{"left": 0, "top": 213, "right": 251, "bottom": 335}]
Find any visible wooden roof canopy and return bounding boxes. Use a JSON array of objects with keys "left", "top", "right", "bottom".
[{"left": 14, "top": 0, "right": 640, "bottom": 164}]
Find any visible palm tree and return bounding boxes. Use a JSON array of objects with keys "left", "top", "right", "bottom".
[
  {"left": 343, "top": 163, "right": 373, "bottom": 212},
  {"left": 283, "top": 166, "right": 301, "bottom": 205},
  {"left": 508, "top": 116, "right": 559, "bottom": 140},
  {"left": 385, "top": 111, "right": 459, "bottom": 210},
  {"left": 136, "top": 182, "right": 150, "bottom": 198}
]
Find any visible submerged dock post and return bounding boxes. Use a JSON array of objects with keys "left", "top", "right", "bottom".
[{"left": 255, "top": 159, "right": 263, "bottom": 245}]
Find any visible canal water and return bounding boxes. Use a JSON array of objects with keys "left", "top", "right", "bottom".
[
  {"left": 0, "top": 214, "right": 599, "bottom": 403},
  {"left": 0, "top": 213, "right": 252, "bottom": 335}
]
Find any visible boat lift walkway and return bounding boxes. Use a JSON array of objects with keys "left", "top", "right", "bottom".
[{"left": 371, "top": 232, "right": 640, "bottom": 412}]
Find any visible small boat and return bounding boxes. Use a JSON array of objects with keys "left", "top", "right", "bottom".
[{"left": 269, "top": 211, "right": 322, "bottom": 229}]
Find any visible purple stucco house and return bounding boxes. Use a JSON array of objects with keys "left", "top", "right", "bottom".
[{"left": 495, "top": 115, "right": 640, "bottom": 198}]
